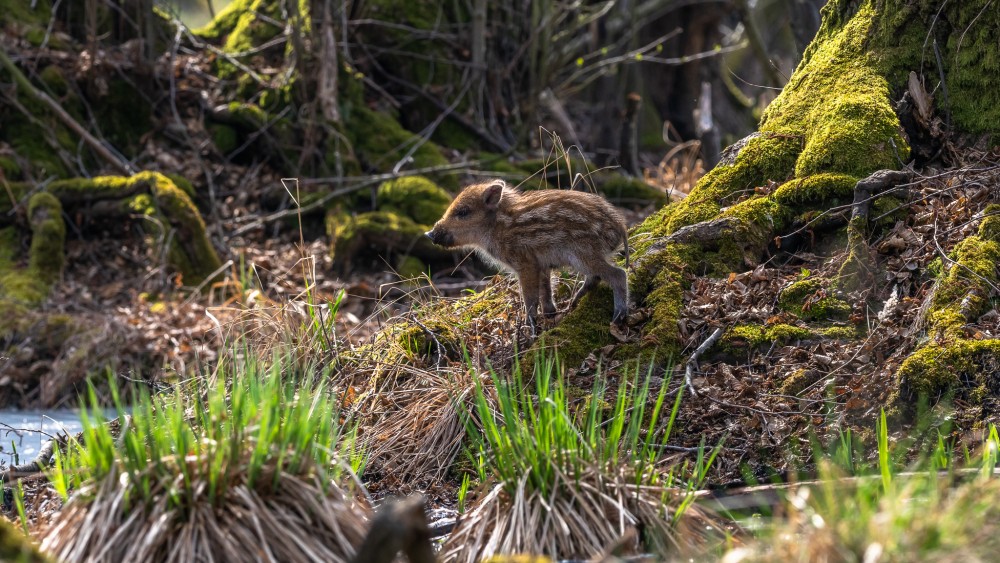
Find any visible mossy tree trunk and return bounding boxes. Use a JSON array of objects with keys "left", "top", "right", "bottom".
[{"left": 545, "top": 0, "right": 1000, "bottom": 397}]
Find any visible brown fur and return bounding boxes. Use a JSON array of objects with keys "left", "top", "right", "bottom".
[{"left": 425, "top": 179, "right": 629, "bottom": 328}]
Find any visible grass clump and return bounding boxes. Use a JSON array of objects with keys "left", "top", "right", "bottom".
[
  {"left": 40, "top": 353, "right": 370, "bottom": 562},
  {"left": 443, "top": 356, "right": 723, "bottom": 561},
  {"left": 728, "top": 418, "right": 1000, "bottom": 562}
]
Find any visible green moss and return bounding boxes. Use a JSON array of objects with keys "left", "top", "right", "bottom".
[
  {"left": 898, "top": 340, "right": 1000, "bottom": 400},
  {"left": 38, "top": 64, "right": 68, "bottom": 96},
  {"left": 197, "top": 0, "right": 285, "bottom": 61},
  {"left": 192, "top": 0, "right": 252, "bottom": 40},
  {"left": 723, "top": 323, "right": 813, "bottom": 350},
  {"left": 0, "top": 515, "right": 52, "bottom": 563},
  {"left": 26, "top": 191, "right": 65, "bottom": 284},
  {"left": 778, "top": 278, "right": 851, "bottom": 321},
  {"left": 44, "top": 172, "right": 222, "bottom": 284},
  {"left": 1, "top": 84, "right": 71, "bottom": 178},
  {"left": 163, "top": 174, "right": 197, "bottom": 199},
  {"left": 927, "top": 214, "right": 1000, "bottom": 340},
  {"left": 0, "top": 0, "right": 51, "bottom": 27},
  {"left": 0, "top": 155, "right": 21, "bottom": 178},
  {"left": 762, "top": 2, "right": 909, "bottom": 177},
  {"left": 871, "top": 0, "right": 1000, "bottom": 136},
  {"left": 536, "top": 286, "right": 616, "bottom": 371},
  {"left": 821, "top": 325, "right": 857, "bottom": 339},
  {"left": 779, "top": 368, "right": 824, "bottom": 396},
  {"left": 331, "top": 210, "right": 444, "bottom": 271},
  {"left": 343, "top": 105, "right": 455, "bottom": 189},
  {"left": 431, "top": 118, "right": 479, "bottom": 152},
  {"left": 0, "top": 192, "right": 65, "bottom": 305},
  {"left": 376, "top": 176, "right": 451, "bottom": 225},
  {"left": 896, "top": 201, "right": 1000, "bottom": 406},
  {"left": 397, "top": 318, "right": 461, "bottom": 362},
  {"left": 979, "top": 204, "right": 1000, "bottom": 243},
  {"left": 209, "top": 123, "right": 238, "bottom": 154}
]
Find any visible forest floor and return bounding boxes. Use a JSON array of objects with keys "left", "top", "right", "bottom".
[{"left": 3, "top": 5, "right": 1000, "bottom": 561}]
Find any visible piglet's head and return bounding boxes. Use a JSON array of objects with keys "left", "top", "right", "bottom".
[{"left": 425, "top": 180, "right": 505, "bottom": 249}]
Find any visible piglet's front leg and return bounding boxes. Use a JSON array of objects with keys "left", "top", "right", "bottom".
[{"left": 516, "top": 267, "right": 541, "bottom": 333}]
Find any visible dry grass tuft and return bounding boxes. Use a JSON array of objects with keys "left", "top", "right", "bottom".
[
  {"left": 41, "top": 469, "right": 369, "bottom": 563},
  {"left": 363, "top": 364, "right": 492, "bottom": 486},
  {"left": 443, "top": 466, "right": 721, "bottom": 562}
]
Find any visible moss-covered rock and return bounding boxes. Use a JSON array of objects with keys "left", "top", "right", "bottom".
[
  {"left": 376, "top": 176, "right": 451, "bottom": 225},
  {"left": 329, "top": 210, "right": 446, "bottom": 273}
]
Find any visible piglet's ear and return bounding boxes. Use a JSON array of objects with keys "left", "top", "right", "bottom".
[{"left": 483, "top": 181, "right": 504, "bottom": 210}]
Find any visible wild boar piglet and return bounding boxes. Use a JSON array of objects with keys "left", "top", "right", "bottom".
[{"left": 425, "top": 179, "right": 629, "bottom": 329}]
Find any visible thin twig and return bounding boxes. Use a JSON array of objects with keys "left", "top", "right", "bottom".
[{"left": 685, "top": 327, "right": 724, "bottom": 397}]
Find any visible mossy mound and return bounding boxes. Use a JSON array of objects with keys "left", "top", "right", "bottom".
[
  {"left": 778, "top": 278, "right": 851, "bottom": 321},
  {"left": 329, "top": 176, "right": 455, "bottom": 273},
  {"left": 397, "top": 318, "right": 462, "bottom": 362},
  {"left": 0, "top": 192, "right": 65, "bottom": 305},
  {"left": 376, "top": 176, "right": 452, "bottom": 225},
  {"left": 897, "top": 206, "right": 1000, "bottom": 404},
  {"left": 329, "top": 210, "right": 446, "bottom": 273},
  {"left": 898, "top": 340, "right": 1000, "bottom": 402},
  {"left": 343, "top": 105, "right": 455, "bottom": 189},
  {"left": 536, "top": 286, "right": 618, "bottom": 370},
  {"left": 2, "top": 172, "right": 221, "bottom": 292}
]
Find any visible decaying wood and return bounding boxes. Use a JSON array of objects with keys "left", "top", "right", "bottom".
[
  {"left": 0, "top": 437, "right": 59, "bottom": 483},
  {"left": 351, "top": 496, "right": 435, "bottom": 563},
  {"left": 851, "top": 169, "right": 913, "bottom": 225},
  {"left": 0, "top": 417, "right": 127, "bottom": 484}
]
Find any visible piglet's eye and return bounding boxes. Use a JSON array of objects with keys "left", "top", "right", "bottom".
[{"left": 454, "top": 207, "right": 471, "bottom": 219}]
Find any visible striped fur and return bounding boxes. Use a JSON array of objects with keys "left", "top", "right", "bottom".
[{"left": 425, "top": 179, "right": 629, "bottom": 327}]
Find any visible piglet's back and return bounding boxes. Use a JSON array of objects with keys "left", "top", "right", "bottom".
[{"left": 497, "top": 189, "right": 626, "bottom": 260}]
